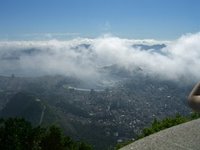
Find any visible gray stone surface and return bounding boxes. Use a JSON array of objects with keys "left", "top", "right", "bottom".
[{"left": 120, "top": 118, "right": 200, "bottom": 150}]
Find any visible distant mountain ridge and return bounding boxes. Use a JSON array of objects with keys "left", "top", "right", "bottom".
[{"left": 132, "top": 44, "right": 166, "bottom": 51}]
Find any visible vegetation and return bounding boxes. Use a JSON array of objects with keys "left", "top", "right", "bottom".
[
  {"left": 0, "top": 118, "right": 93, "bottom": 150},
  {"left": 116, "top": 112, "right": 200, "bottom": 149}
]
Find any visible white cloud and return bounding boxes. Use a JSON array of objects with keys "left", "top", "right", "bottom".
[
  {"left": 0, "top": 32, "right": 200, "bottom": 84},
  {"left": 103, "top": 21, "right": 111, "bottom": 31}
]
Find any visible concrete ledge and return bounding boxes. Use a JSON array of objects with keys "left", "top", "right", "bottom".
[{"left": 120, "top": 118, "right": 200, "bottom": 150}]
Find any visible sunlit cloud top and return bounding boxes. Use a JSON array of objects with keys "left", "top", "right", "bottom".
[{"left": 0, "top": 32, "right": 200, "bottom": 85}]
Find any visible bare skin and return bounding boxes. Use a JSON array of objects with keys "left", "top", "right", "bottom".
[{"left": 188, "top": 82, "right": 200, "bottom": 112}]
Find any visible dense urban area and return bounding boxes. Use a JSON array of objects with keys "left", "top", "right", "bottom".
[{"left": 0, "top": 71, "right": 193, "bottom": 149}]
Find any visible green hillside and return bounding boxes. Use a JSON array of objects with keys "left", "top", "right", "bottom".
[{"left": 0, "top": 118, "right": 93, "bottom": 150}]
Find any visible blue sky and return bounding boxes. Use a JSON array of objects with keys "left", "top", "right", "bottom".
[{"left": 0, "top": 0, "right": 200, "bottom": 40}]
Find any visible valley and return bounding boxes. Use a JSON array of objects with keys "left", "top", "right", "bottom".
[{"left": 0, "top": 74, "right": 193, "bottom": 149}]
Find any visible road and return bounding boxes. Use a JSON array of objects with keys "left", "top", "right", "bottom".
[{"left": 39, "top": 105, "right": 46, "bottom": 125}]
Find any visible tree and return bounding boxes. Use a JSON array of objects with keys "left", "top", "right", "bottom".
[
  {"left": 0, "top": 118, "right": 33, "bottom": 150},
  {"left": 0, "top": 118, "right": 93, "bottom": 150},
  {"left": 41, "top": 126, "right": 64, "bottom": 150}
]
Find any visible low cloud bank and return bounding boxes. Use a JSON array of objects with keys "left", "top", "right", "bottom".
[{"left": 0, "top": 33, "right": 200, "bottom": 84}]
